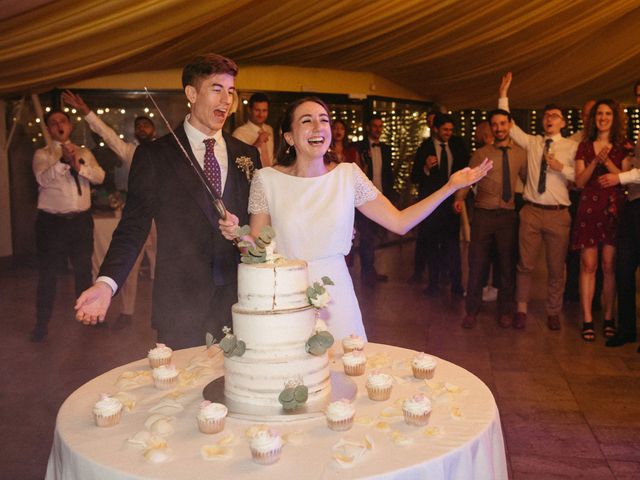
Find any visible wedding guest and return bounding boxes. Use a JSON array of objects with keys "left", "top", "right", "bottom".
[
  {"left": 219, "top": 97, "right": 491, "bottom": 341},
  {"left": 31, "top": 110, "right": 105, "bottom": 342},
  {"left": 355, "top": 115, "right": 395, "bottom": 287},
  {"left": 499, "top": 72, "right": 577, "bottom": 330},
  {"left": 571, "top": 99, "right": 631, "bottom": 341},
  {"left": 62, "top": 90, "right": 158, "bottom": 330},
  {"left": 74, "top": 54, "right": 260, "bottom": 349},
  {"left": 331, "top": 119, "right": 361, "bottom": 166},
  {"left": 454, "top": 109, "right": 526, "bottom": 328},
  {"left": 233, "top": 93, "right": 274, "bottom": 167},
  {"left": 411, "top": 113, "right": 469, "bottom": 295},
  {"left": 602, "top": 79, "right": 640, "bottom": 351}
]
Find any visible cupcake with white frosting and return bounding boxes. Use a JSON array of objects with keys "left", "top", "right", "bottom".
[
  {"left": 325, "top": 399, "right": 356, "bottom": 431},
  {"left": 197, "top": 400, "right": 228, "bottom": 434},
  {"left": 148, "top": 343, "right": 173, "bottom": 368},
  {"left": 152, "top": 364, "right": 179, "bottom": 390},
  {"left": 93, "top": 393, "right": 123, "bottom": 427},
  {"left": 365, "top": 371, "right": 393, "bottom": 401},
  {"left": 249, "top": 428, "right": 283, "bottom": 465},
  {"left": 411, "top": 353, "right": 437, "bottom": 379},
  {"left": 342, "top": 350, "right": 366, "bottom": 376},
  {"left": 402, "top": 394, "right": 432, "bottom": 426},
  {"left": 342, "top": 334, "right": 365, "bottom": 353}
]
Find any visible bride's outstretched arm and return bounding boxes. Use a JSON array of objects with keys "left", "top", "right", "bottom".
[{"left": 357, "top": 158, "right": 492, "bottom": 235}]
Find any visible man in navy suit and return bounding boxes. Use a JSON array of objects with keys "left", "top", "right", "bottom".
[
  {"left": 75, "top": 54, "right": 260, "bottom": 349},
  {"left": 411, "top": 113, "right": 469, "bottom": 295},
  {"left": 355, "top": 115, "right": 395, "bottom": 287}
]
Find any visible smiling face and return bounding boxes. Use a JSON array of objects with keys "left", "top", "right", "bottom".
[
  {"left": 542, "top": 109, "right": 566, "bottom": 136},
  {"left": 185, "top": 73, "right": 235, "bottom": 136},
  {"left": 435, "top": 122, "right": 454, "bottom": 143},
  {"left": 490, "top": 114, "right": 511, "bottom": 143},
  {"left": 594, "top": 103, "right": 614, "bottom": 133},
  {"left": 283, "top": 100, "right": 332, "bottom": 161},
  {"left": 46, "top": 112, "right": 72, "bottom": 143}
]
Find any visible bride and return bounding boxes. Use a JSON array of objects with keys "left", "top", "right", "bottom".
[{"left": 221, "top": 97, "right": 491, "bottom": 341}]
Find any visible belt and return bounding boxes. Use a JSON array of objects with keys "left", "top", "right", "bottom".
[
  {"left": 525, "top": 201, "right": 567, "bottom": 211},
  {"left": 39, "top": 209, "right": 90, "bottom": 219}
]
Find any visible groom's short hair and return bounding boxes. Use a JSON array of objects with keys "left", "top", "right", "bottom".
[{"left": 182, "top": 54, "right": 239, "bottom": 89}]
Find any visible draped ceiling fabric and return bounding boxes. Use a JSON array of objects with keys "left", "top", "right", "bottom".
[{"left": 1, "top": 0, "right": 640, "bottom": 108}]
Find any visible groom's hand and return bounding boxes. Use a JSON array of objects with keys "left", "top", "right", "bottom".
[{"left": 219, "top": 212, "right": 240, "bottom": 241}]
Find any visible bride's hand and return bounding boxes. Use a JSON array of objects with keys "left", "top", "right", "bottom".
[
  {"left": 219, "top": 212, "right": 240, "bottom": 241},
  {"left": 447, "top": 158, "right": 493, "bottom": 191}
]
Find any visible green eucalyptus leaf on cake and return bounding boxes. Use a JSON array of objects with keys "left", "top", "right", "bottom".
[
  {"left": 282, "top": 399, "right": 299, "bottom": 411},
  {"left": 231, "top": 340, "right": 246, "bottom": 357},
  {"left": 316, "top": 330, "right": 335, "bottom": 348},
  {"left": 321, "top": 276, "right": 334, "bottom": 286},
  {"left": 293, "top": 385, "right": 308, "bottom": 403},
  {"left": 205, "top": 332, "right": 215, "bottom": 349},
  {"left": 306, "top": 287, "right": 316, "bottom": 299},
  {"left": 279, "top": 387, "right": 295, "bottom": 404},
  {"left": 307, "top": 343, "right": 327, "bottom": 356},
  {"left": 219, "top": 334, "right": 237, "bottom": 354},
  {"left": 236, "top": 225, "right": 251, "bottom": 237}
]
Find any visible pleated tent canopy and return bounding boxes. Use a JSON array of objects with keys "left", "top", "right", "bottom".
[{"left": 1, "top": 0, "right": 640, "bottom": 108}]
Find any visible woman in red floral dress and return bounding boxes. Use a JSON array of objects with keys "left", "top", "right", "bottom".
[{"left": 572, "top": 99, "right": 632, "bottom": 341}]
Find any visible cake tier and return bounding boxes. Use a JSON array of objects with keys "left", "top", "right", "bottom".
[
  {"left": 224, "top": 353, "right": 331, "bottom": 408},
  {"left": 232, "top": 304, "right": 317, "bottom": 350},
  {"left": 237, "top": 259, "right": 309, "bottom": 311}
]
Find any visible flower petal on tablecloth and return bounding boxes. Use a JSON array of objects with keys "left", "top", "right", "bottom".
[{"left": 148, "top": 399, "right": 184, "bottom": 416}]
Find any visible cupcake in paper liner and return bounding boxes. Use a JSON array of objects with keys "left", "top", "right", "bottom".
[
  {"left": 411, "top": 353, "right": 437, "bottom": 379},
  {"left": 148, "top": 343, "right": 173, "bottom": 368},
  {"left": 325, "top": 399, "right": 356, "bottom": 431},
  {"left": 342, "top": 350, "right": 366, "bottom": 376},
  {"left": 152, "top": 364, "right": 178, "bottom": 390},
  {"left": 197, "top": 401, "right": 228, "bottom": 434},
  {"left": 365, "top": 371, "right": 393, "bottom": 401},
  {"left": 249, "top": 428, "right": 282, "bottom": 465},
  {"left": 402, "top": 394, "right": 432, "bottom": 426},
  {"left": 93, "top": 393, "right": 123, "bottom": 427},
  {"left": 342, "top": 334, "right": 365, "bottom": 353}
]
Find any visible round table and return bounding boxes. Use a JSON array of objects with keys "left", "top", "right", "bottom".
[{"left": 46, "top": 343, "right": 507, "bottom": 479}]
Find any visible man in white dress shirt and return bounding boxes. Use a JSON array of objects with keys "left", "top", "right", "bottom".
[
  {"left": 31, "top": 110, "right": 105, "bottom": 342},
  {"left": 232, "top": 93, "right": 274, "bottom": 167},
  {"left": 61, "top": 90, "right": 158, "bottom": 330},
  {"left": 498, "top": 72, "right": 577, "bottom": 331}
]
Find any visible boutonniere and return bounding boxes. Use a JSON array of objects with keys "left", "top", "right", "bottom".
[{"left": 235, "top": 156, "right": 255, "bottom": 181}]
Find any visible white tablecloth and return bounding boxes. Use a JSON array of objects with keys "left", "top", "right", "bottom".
[{"left": 46, "top": 343, "right": 507, "bottom": 480}]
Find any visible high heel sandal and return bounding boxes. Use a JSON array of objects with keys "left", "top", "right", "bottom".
[
  {"left": 581, "top": 322, "right": 595, "bottom": 342},
  {"left": 603, "top": 319, "right": 616, "bottom": 339}
]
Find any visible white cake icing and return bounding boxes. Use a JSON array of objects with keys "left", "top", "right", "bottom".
[{"left": 224, "top": 260, "right": 332, "bottom": 411}]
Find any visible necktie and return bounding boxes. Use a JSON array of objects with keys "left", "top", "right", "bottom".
[
  {"left": 499, "top": 146, "right": 511, "bottom": 203},
  {"left": 203, "top": 138, "right": 222, "bottom": 197},
  {"left": 440, "top": 143, "right": 449, "bottom": 178},
  {"left": 70, "top": 168, "right": 82, "bottom": 195},
  {"left": 537, "top": 139, "right": 552, "bottom": 194}
]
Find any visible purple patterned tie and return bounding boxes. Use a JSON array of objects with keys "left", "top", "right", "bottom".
[{"left": 203, "top": 138, "right": 222, "bottom": 197}]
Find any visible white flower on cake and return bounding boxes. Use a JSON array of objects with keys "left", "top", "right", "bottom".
[{"left": 310, "top": 290, "right": 330, "bottom": 308}]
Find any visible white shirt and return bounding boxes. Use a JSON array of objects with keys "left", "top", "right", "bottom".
[
  {"left": 499, "top": 97, "right": 577, "bottom": 206},
  {"left": 184, "top": 116, "right": 229, "bottom": 194},
  {"left": 33, "top": 140, "right": 105, "bottom": 214},
  {"left": 84, "top": 111, "right": 138, "bottom": 191},
  {"left": 232, "top": 120, "right": 274, "bottom": 167},
  {"left": 619, "top": 138, "right": 640, "bottom": 201},
  {"left": 369, "top": 139, "right": 383, "bottom": 191}
]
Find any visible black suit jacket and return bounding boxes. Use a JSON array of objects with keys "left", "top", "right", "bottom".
[
  {"left": 411, "top": 136, "right": 469, "bottom": 228},
  {"left": 356, "top": 139, "right": 394, "bottom": 198},
  {"left": 99, "top": 125, "right": 259, "bottom": 343}
]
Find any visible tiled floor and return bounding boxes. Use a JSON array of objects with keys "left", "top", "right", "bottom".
[{"left": 2, "top": 241, "right": 639, "bottom": 479}]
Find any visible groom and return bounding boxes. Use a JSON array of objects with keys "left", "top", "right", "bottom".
[{"left": 75, "top": 54, "right": 260, "bottom": 349}]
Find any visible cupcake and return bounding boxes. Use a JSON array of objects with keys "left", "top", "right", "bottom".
[
  {"left": 93, "top": 393, "right": 123, "bottom": 427},
  {"left": 325, "top": 399, "right": 355, "bottom": 431},
  {"left": 402, "top": 394, "right": 432, "bottom": 426},
  {"left": 411, "top": 353, "right": 437, "bottom": 379},
  {"left": 365, "top": 371, "right": 393, "bottom": 401},
  {"left": 197, "top": 401, "right": 228, "bottom": 434},
  {"left": 249, "top": 428, "right": 283, "bottom": 465},
  {"left": 148, "top": 343, "right": 173, "bottom": 369},
  {"left": 342, "top": 334, "right": 365, "bottom": 353},
  {"left": 152, "top": 364, "right": 179, "bottom": 390},
  {"left": 342, "top": 350, "right": 366, "bottom": 376}
]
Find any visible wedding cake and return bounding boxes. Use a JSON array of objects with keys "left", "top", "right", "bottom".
[{"left": 222, "top": 259, "right": 332, "bottom": 414}]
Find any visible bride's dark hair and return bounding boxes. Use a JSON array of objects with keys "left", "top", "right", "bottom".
[{"left": 275, "top": 96, "right": 337, "bottom": 166}]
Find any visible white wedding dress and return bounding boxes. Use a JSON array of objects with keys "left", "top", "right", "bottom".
[{"left": 248, "top": 162, "right": 379, "bottom": 341}]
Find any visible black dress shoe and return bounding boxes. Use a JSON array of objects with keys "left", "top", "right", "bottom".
[{"left": 605, "top": 334, "right": 636, "bottom": 347}]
